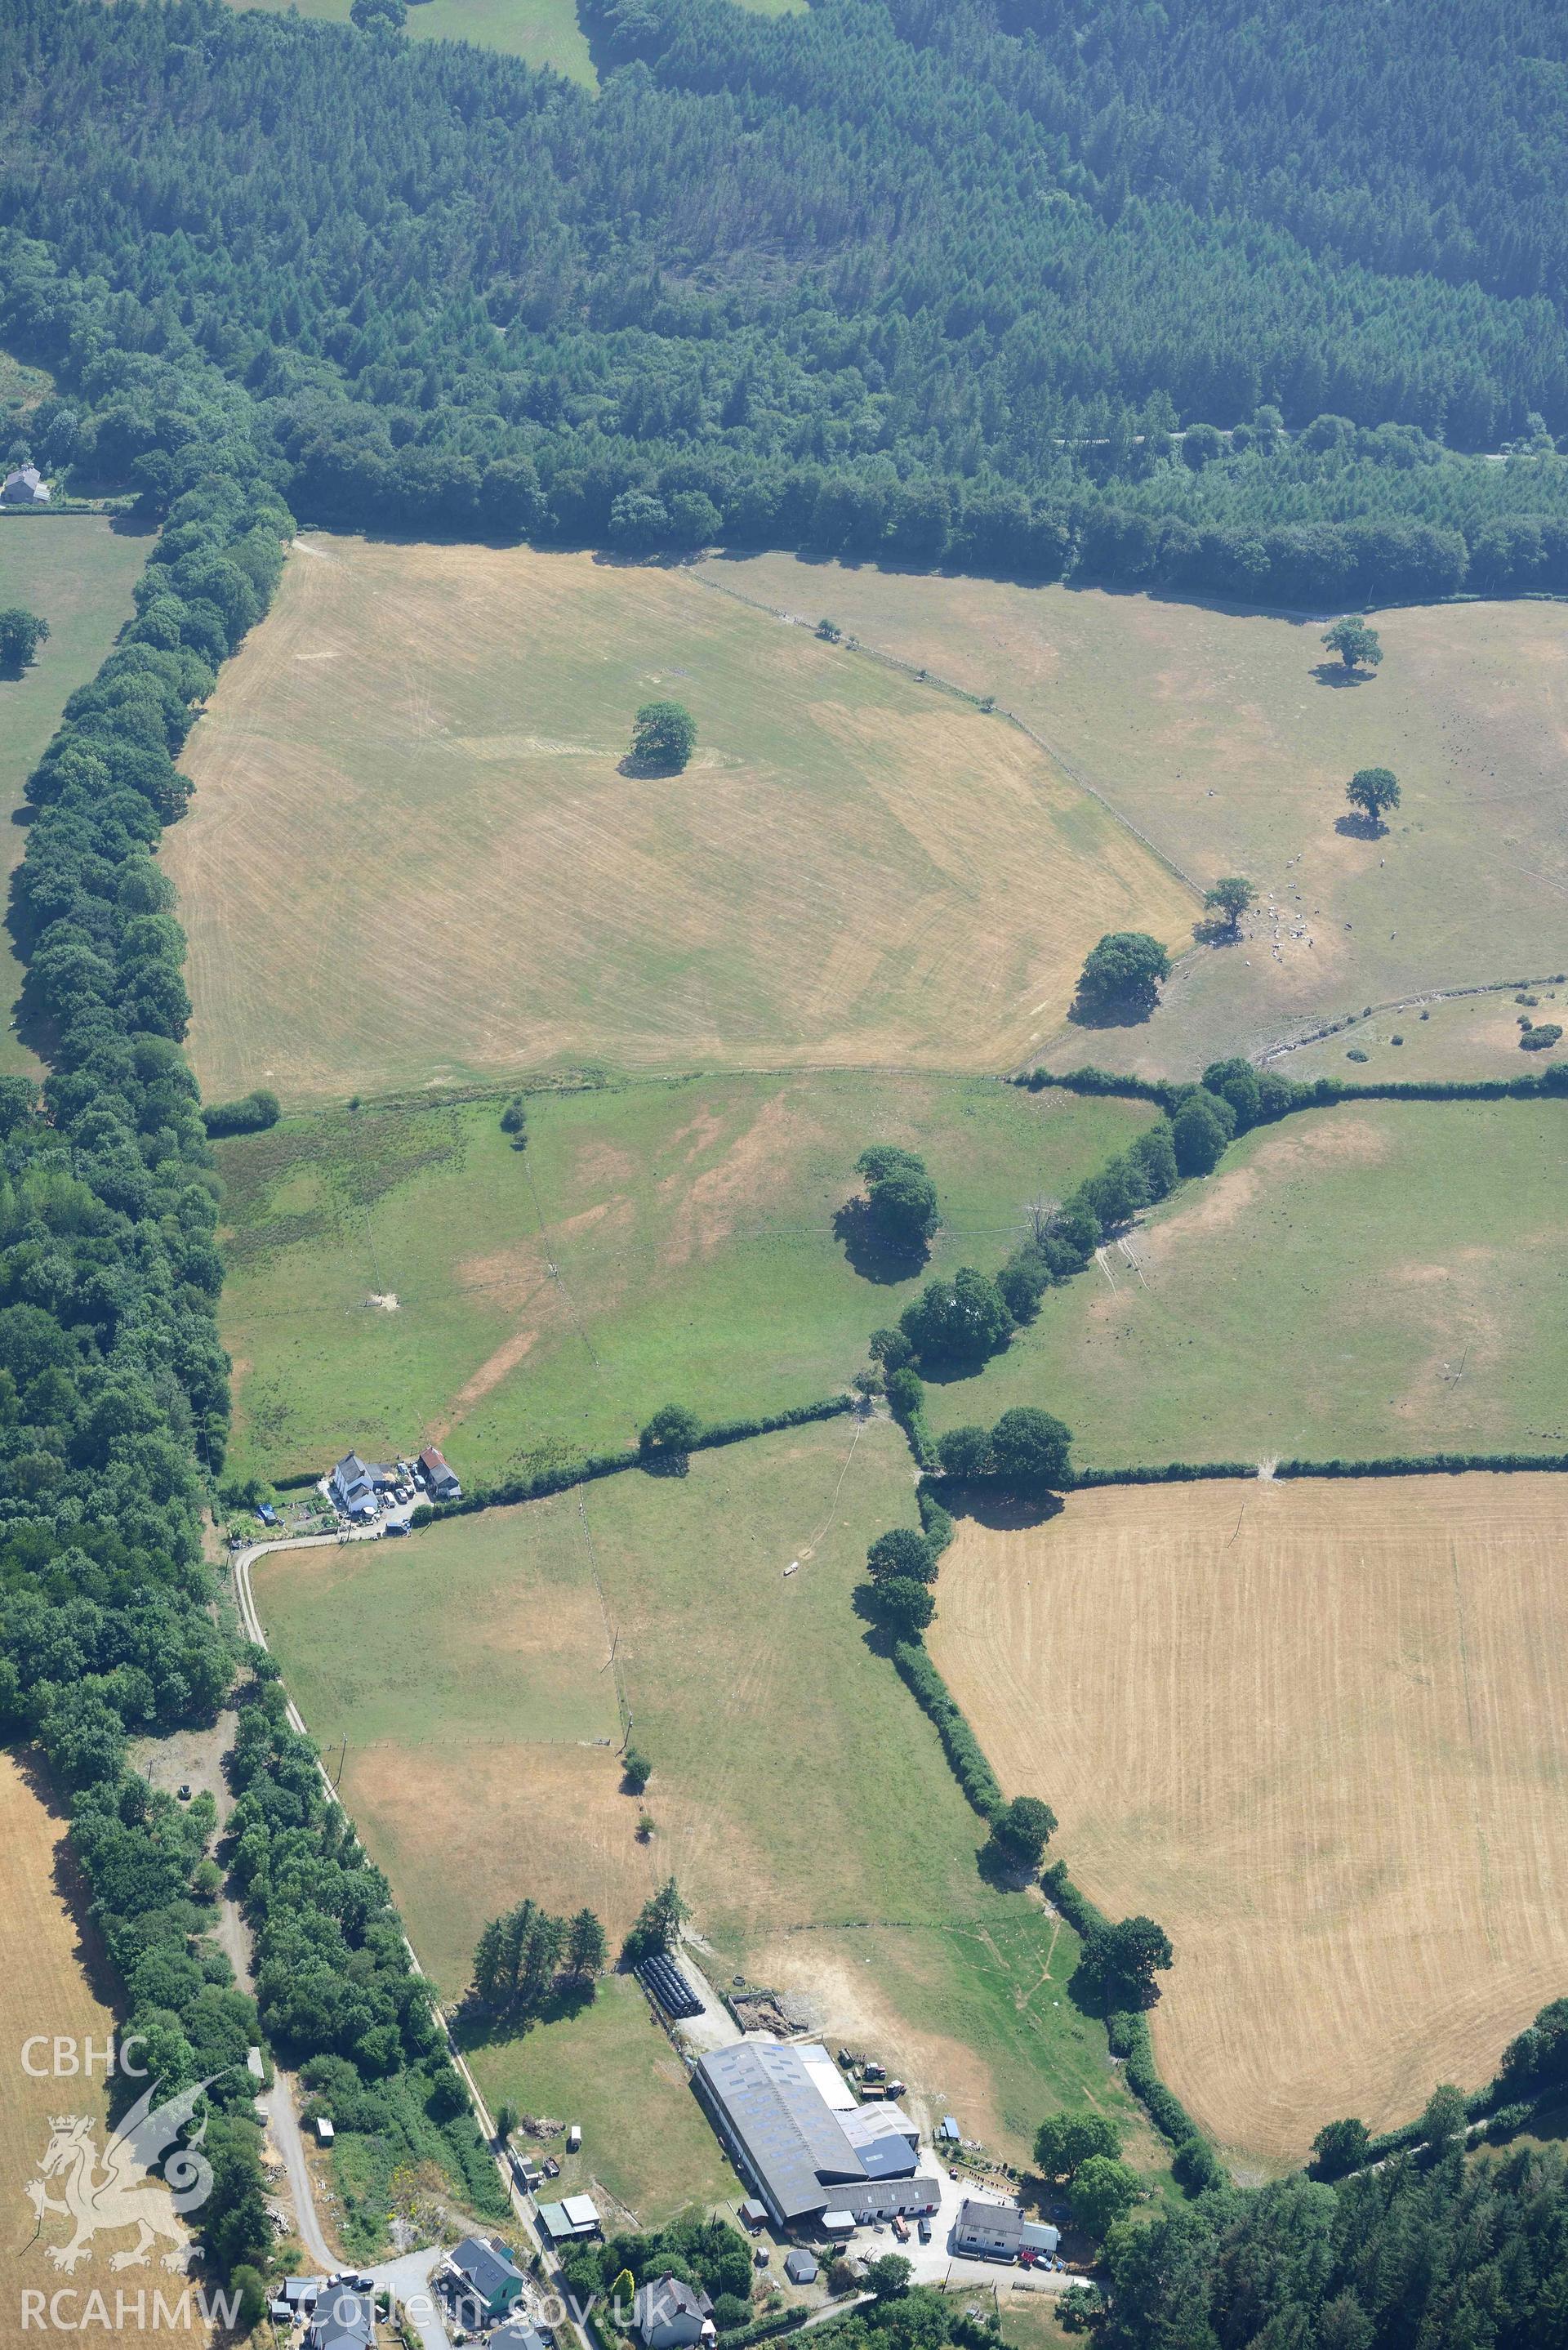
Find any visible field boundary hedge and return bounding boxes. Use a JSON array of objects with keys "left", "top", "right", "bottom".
[
  {"left": 1020, "top": 1060, "right": 1568, "bottom": 1110},
  {"left": 885, "top": 1634, "right": 1201, "bottom": 2152},
  {"left": 427, "top": 1394, "right": 853, "bottom": 1523}
]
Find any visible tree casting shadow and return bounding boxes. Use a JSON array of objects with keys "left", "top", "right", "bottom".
[
  {"left": 930, "top": 1480, "right": 1066, "bottom": 1531},
  {"left": 1334, "top": 810, "right": 1388, "bottom": 839},
  {"left": 1065, "top": 992, "right": 1156, "bottom": 1030},
  {"left": 833, "top": 1197, "right": 929, "bottom": 1285},
  {"left": 617, "top": 752, "right": 688, "bottom": 780},
  {"left": 1310, "top": 661, "right": 1374, "bottom": 688}
]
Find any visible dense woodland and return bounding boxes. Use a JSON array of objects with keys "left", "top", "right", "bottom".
[{"left": 5, "top": 0, "right": 1568, "bottom": 600}]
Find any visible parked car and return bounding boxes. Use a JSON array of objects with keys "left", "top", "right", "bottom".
[
  {"left": 385, "top": 1518, "right": 408, "bottom": 1536},
  {"left": 916, "top": 2220, "right": 931, "bottom": 2245},
  {"left": 891, "top": 2217, "right": 908, "bottom": 2242}
]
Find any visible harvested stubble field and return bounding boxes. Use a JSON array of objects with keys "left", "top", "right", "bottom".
[
  {"left": 0, "top": 1752, "right": 209, "bottom": 2347},
  {"left": 254, "top": 1418, "right": 1156, "bottom": 2221},
  {"left": 726, "top": 554, "right": 1568, "bottom": 1076},
  {"left": 216, "top": 1072, "right": 1149, "bottom": 1485},
  {"left": 929, "top": 1474, "right": 1568, "bottom": 2165},
  {"left": 165, "top": 535, "right": 1189, "bottom": 1104},
  {"left": 0, "top": 516, "right": 151, "bottom": 1077},
  {"left": 924, "top": 1098, "right": 1568, "bottom": 1467}
]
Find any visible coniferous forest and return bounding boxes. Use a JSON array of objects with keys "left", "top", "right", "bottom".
[{"left": 5, "top": 0, "right": 1568, "bottom": 601}]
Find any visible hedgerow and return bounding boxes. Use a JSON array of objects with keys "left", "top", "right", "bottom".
[
  {"left": 430, "top": 1394, "right": 853, "bottom": 1520},
  {"left": 891, "top": 1640, "right": 1004, "bottom": 1822}
]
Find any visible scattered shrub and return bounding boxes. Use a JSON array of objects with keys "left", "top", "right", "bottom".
[{"left": 203, "top": 1086, "right": 281, "bottom": 1136}]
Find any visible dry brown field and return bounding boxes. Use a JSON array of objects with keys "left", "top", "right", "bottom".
[
  {"left": 165, "top": 535, "right": 1189, "bottom": 1104},
  {"left": 0, "top": 1753, "right": 208, "bottom": 2349},
  {"left": 726, "top": 555, "right": 1568, "bottom": 1076},
  {"left": 929, "top": 1474, "right": 1568, "bottom": 2165}
]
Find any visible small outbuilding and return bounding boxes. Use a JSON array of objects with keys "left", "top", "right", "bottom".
[
  {"left": 783, "top": 2251, "right": 817, "bottom": 2285},
  {"left": 419, "top": 1445, "right": 462, "bottom": 1500},
  {"left": 738, "top": 2199, "right": 768, "bottom": 2233},
  {"left": 314, "top": 2116, "right": 335, "bottom": 2145},
  {"left": 632, "top": 2275, "right": 715, "bottom": 2349},
  {"left": 537, "top": 2195, "right": 601, "bottom": 2245}
]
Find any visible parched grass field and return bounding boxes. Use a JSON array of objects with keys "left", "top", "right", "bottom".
[
  {"left": 1276, "top": 982, "right": 1568, "bottom": 1084},
  {"left": 929, "top": 1474, "right": 1568, "bottom": 2164},
  {"left": 725, "top": 555, "right": 1568, "bottom": 1076},
  {"left": 924, "top": 1099, "right": 1568, "bottom": 1468},
  {"left": 165, "top": 536, "right": 1191, "bottom": 1104},
  {"left": 216, "top": 1072, "right": 1150, "bottom": 1486},
  {"left": 0, "top": 516, "right": 151, "bottom": 1077},
  {"left": 254, "top": 1420, "right": 1156, "bottom": 2223},
  {"left": 0, "top": 1751, "right": 209, "bottom": 2346}
]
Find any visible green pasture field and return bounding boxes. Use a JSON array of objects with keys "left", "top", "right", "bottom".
[
  {"left": 225, "top": 0, "right": 599, "bottom": 82},
  {"left": 165, "top": 536, "right": 1190, "bottom": 1105},
  {"left": 216, "top": 1072, "right": 1151, "bottom": 1486},
  {"left": 253, "top": 1418, "right": 1156, "bottom": 2223},
  {"left": 0, "top": 515, "right": 151, "bottom": 1077},
  {"left": 723, "top": 555, "right": 1568, "bottom": 1079},
  {"left": 924, "top": 1099, "right": 1568, "bottom": 1469}
]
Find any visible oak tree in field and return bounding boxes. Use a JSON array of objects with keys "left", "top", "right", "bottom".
[
  {"left": 1201, "top": 875, "right": 1255, "bottom": 934},
  {"left": 621, "top": 1746, "right": 653, "bottom": 1794},
  {"left": 1322, "top": 615, "right": 1383, "bottom": 674},
  {"left": 1035, "top": 2111, "right": 1122, "bottom": 2184},
  {"left": 900, "top": 1265, "right": 1013, "bottom": 1366},
  {"left": 631, "top": 699, "right": 697, "bottom": 770},
  {"left": 1346, "top": 766, "right": 1401, "bottom": 827},
  {"left": 855, "top": 1145, "right": 939, "bottom": 1259},
  {"left": 1075, "top": 930, "right": 1171, "bottom": 1020},
  {"left": 0, "top": 607, "right": 49, "bottom": 667}
]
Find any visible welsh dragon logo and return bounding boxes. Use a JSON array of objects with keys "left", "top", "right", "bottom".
[{"left": 24, "top": 2076, "right": 219, "bottom": 2273}]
